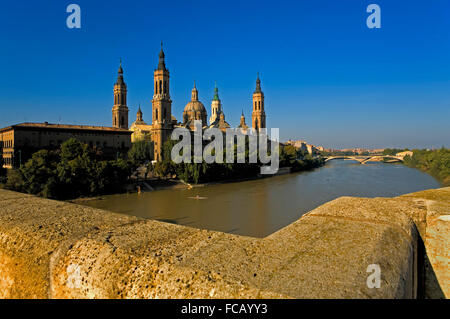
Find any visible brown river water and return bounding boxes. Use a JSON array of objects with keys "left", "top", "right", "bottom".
[{"left": 81, "top": 160, "right": 441, "bottom": 238}]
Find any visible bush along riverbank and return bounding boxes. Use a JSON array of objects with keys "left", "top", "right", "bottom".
[
  {"left": 149, "top": 141, "right": 325, "bottom": 184},
  {"left": 2, "top": 138, "right": 131, "bottom": 200},
  {"left": 402, "top": 148, "right": 450, "bottom": 186},
  {"left": 1, "top": 138, "right": 325, "bottom": 199}
]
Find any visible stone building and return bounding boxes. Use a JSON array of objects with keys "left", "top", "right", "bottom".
[
  {"left": 208, "top": 112, "right": 230, "bottom": 133},
  {"left": 0, "top": 60, "right": 133, "bottom": 169},
  {"left": 129, "top": 106, "right": 153, "bottom": 143},
  {"left": 252, "top": 73, "right": 266, "bottom": 131},
  {"left": 142, "top": 45, "right": 269, "bottom": 161},
  {"left": 209, "top": 83, "right": 222, "bottom": 125},
  {"left": 182, "top": 83, "right": 208, "bottom": 130},
  {"left": 237, "top": 110, "right": 249, "bottom": 133},
  {"left": 151, "top": 44, "right": 175, "bottom": 161},
  {"left": 112, "top": 61, "right": 129, "bottom": 129},
  {"left": 1, "top": 45, "right": 270, "bottom": 167},
  {"left": 208, "top": 85, "right": 230, "bottom": 132},
  {"left": 0, "top": 123, "right": 131, "bottom": 168}
]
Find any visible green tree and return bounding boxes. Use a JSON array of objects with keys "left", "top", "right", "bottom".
[
  {"left": 5, "top": 169, "right": 24, "bottom": 191},
  {"left": 56, "top": 139, "right": 95, "bottom": 198},
  {"left": 128, "top": 140, "right": 153, "bottom": 166},
  {"left": 280, "top": 145, "right": 298, "bottom": 167},
  {"left": 6, "top": 138, "right": 132, "bottom": 199},
  {"left": 19, "top": 149, "right": 60, "bottom": 197},
  {"left": 403, "top": 148, "right": 450, "bottom": 186}
]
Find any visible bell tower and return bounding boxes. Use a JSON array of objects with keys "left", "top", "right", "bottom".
[
  {"left": 209, "top": 82, "right": 222, "bottom": 124},
  {"left": 251, "top": 73, "right": 266, "bottom": 131},
  {"left": 151, "top": 42, "right": 173, "bottom": 161},
  {"left": 112, "top": 60, "right": 129, "bottom": 129}
]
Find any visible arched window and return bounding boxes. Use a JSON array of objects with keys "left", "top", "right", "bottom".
[
  {"left": 155, "top": 82, "right": 158, "bottom": 94},
  {"left": 163, "top": 108, "right": 166, "bottom": 120},
  {"left": 254, "top": 101, "right": 257, "bottom": 109},
  {"left": 121, "top": 116, "right": 124, "bottom": 126},
  {"left": 159, "top": 80, "right": 162, "bottom": 94},
  {"left": 155, "top": 109, "right": 158, "bottom": 120}
]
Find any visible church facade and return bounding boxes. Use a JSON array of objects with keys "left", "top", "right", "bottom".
[
  {"left": 129, "top": 45, "right": 268, "bottom": 161},
  {"left": 1, "top": 45, "right": 267, "bottom": 168}
]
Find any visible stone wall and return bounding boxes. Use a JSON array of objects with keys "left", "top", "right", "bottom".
[{"left": 0, "top": 187, "right": 448, "bottom": 299}]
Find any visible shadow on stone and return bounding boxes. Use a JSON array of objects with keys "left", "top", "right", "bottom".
[
  {"left": 156, "top": 218, "right": 179, "bottom": 225},
  {"left": 423, "top": 249, "right": 446, "bottom": 299}
]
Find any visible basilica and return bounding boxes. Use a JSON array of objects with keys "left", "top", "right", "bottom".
[{"left": 115, "top": 44, "right": 267, "bottom": 161}]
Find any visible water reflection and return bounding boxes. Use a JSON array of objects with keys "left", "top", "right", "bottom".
[{"left": 83, "top": 160, "right": 441, "bottom": 238}]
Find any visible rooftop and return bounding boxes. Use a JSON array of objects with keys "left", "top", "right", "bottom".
[{"left": 0, "top": 122, "right": 131, "bottom": 133}]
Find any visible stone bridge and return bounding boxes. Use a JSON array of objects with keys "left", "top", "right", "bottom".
[
  {"left": 0, "top": 187, "right": 448, "bottom": 299},
  {"left": 325, "top": 155, "right": 405, "bottom": 164}
]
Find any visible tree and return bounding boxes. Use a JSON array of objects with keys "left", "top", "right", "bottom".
[
  {"left": 20, "top": 149, "right": 60, "bottom": 197},
  {"left": 280, "top": 145, "right": 298, "bottom": 167},
  {"left": 5, "top": 169, "right": 24, "bottom": 191},
  {"left": 128, "top": 140, "right": 153, "bottom": 166},
  {"left": 6, "top": 138, "right": 132, "bottom": 199},
  {"left": 56, "top": 139, "right": 95, "bottom": 198}
]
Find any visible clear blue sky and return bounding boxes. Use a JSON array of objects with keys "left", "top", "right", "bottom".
[{"left": 1, "top": 0, "right": 449, "bottom": 149}]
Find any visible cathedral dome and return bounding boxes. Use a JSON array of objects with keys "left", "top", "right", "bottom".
[
  {"left": 184, "top": 100, "right": 206, "bottom": 113},
  {"left": 182, "top": 83, "right": 207, "bottom": 128}
]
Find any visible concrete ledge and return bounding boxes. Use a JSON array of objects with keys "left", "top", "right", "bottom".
[{"left": 0, "top": 187, "right": 448, "bottom": 299}]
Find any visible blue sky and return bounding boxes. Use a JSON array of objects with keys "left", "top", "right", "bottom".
[{"left": 0, "top": 0, "right": 449, "bottom": 149}]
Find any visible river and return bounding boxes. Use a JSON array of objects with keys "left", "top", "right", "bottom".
[{"left": 81, "top": 160, "right": 441, "bottom": 238}]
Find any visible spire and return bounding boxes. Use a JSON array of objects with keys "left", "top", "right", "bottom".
[
  {"left": 239, "top": 109, "right": 247, "bottom": 128},
  {"left": 254, "top": 72, "right": 262, "bottom": 93},
  {"left": 116, "top": 59, "right": 125, "bottom": 85},
  {"left": 136, "top": 104, "right": 143, "bottom": 122},
  {"left": 191, "top": 81, "right": 198, "bottom": 101},
  {"left": 213, "top": 81, "right": 220, "bottom": 101},
  {"left": 158, "top": 41, "right": 166, "bottom": 71},
  {"left": 118, "top": 58, "right": 123, "bottom": 74}
]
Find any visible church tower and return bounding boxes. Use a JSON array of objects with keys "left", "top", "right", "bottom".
[
  {"left": 251, "top": 73, "right": 266, "bottom": 131},
  {"left": 136, "top": 105, "right": 144, "bottom": 123},
  {"left": 112, "top": 60, "right": 129, "bottom": 129},
  {"left": 151, "top": 42, "right": 173, "bottom": 161},
  {"left": 209, "top": 82, "right": 222, "bottom": 125}
]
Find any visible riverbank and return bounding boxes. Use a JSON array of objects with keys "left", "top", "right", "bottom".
[
  {"left": 78, "top": 160, "right": 441, "bottom": 238},
  {"left": 402, "top": 149, "right": 450, "bottom": 186},
  {"left": 71, "top": 166, "right": 294, "bottom": 204}
]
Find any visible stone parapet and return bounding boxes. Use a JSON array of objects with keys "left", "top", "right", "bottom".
[{"left": 0, "top": 187, "right": 448, "bottom": 298}]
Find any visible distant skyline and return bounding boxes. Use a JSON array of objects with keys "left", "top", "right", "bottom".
[{"left": 1, "top": 0, "right": 449, "bottom": 149}]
